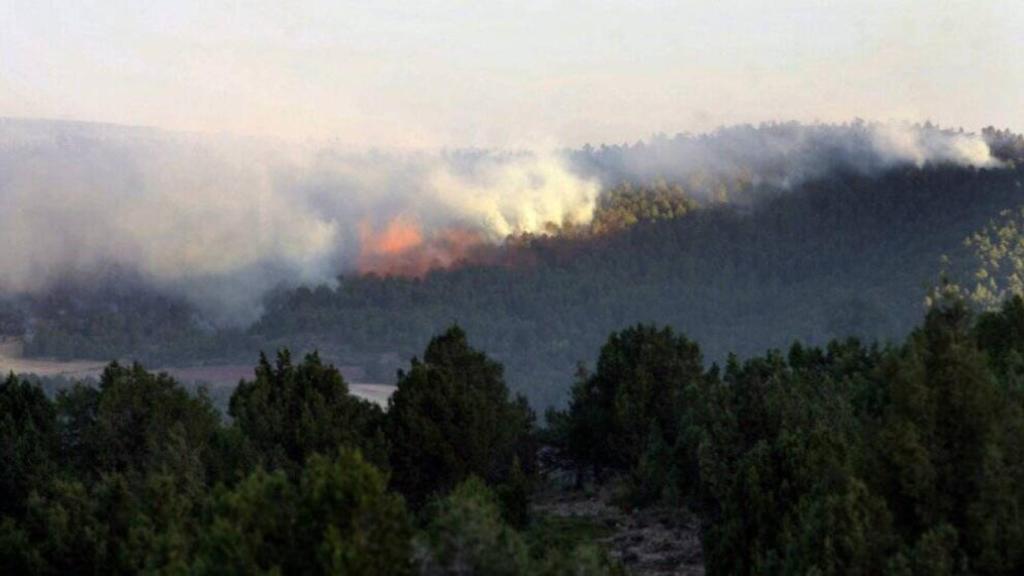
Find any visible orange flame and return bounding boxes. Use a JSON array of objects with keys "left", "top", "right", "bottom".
[
  {"left": 362, "top": 216, "right": 423, "bottom": 255},
  {"left": 357, "top": 216, "right": 489, "bottom": 277}
]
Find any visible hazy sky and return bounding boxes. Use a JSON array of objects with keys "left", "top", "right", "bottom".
[{"left": 3, "top": 1, "right": 1022, "bottom": 147}]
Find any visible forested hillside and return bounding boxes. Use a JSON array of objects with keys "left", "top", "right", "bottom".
[
  {"left": 254, "top": 161, "right": 1024, "bottom": 406},
  {"left": 10, "top": 125, "right": 1024, "bottom": 408}
]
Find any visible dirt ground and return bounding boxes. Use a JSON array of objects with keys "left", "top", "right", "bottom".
[{"left": 533, "top": 483, "right": 705, "bottom": 576}]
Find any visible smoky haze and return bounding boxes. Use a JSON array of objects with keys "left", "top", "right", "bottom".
[
  {"left": 0, "top": 118, "right": 1002, "bottom": 324},
  {"left": 570, "top": 121, "right": 1000, "bottom": 197},
  {"left": 0, "top": 118, "right": 600, "bottom": 322}
]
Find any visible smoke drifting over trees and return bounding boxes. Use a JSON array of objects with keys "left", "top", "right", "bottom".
[
  {"left": 0, "top": 118, "right": 1009, "bottom": 325},
  {"left": 0, "top": 119, "right": 599, "bottom": 321},
  {"left": 570, "top": 121, "right": 1001, "bottom": 198}
]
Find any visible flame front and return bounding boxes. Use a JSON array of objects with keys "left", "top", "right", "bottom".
[{"left": 357, "top": 216, "right": 488, "bottom": 277}]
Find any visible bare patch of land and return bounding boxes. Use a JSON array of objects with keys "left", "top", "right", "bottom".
[
  {"left": 0, "top": 354, "right": 106, "bottom": 380},
  {"left": 533, "top": 483, "right": 704, "bottom": 576},
  {"left": 1, "top": 346, "right": 396, "bottom": 407},
  {"left": 161, "top": 365, "right": 395, "bottom": 407},
  {"left": 348, "top": 383, "right": 396, "bottom": 407}
]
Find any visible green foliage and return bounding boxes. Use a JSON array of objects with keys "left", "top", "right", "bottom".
[
  {"left": 416, "top": 477, "right": 531, "bottom": 575},
  {"left": 562, "top": 324, "right": 703, "bottom": 482},
  {"left": 779, "top": 475, "right": 894, "bottom": 576},
  {"left": 228, "top": 350, "right": 387, "bottom": 474},
  {"left": 871, "top": 301, "right": 1024, "bottom": 574},
  {"left": 0, "top": 363, "right": 223, "bottom": 574},
  {"left": 627, "top": 420, "right": 674, "bottom": 507},
  {"left": 2, "top": 470, "right": 205, "bottom": 575},
  {"left": 495, "top": 456, "right": 531, "bottom": 529},
  {"left": 91, "top": 363, "right": 221, "bottom": 484},
  {"left": 9, "top": 292, "right": 1024, "bottom": 574},
  {"left": 194, "top": 450, "right": 413, "bottom": 575},
  {"left": 961, "top": 206, "right": 1024, "bottom": 309},
  {"left": 386, "top": 326, "right": 535, "bottom": 509},
  {"left": 555, "top": 300, "right": 1024, "bottom": 574},
  {"left": 0, "top": 374, "right": 57, "bottom": 517},
  {"left": 0, "top": 330, "right": 630, "bottom": 574},
  {"left": 417, "top": 478, "right": 622, "bottom": 576},
  {"left": 3, "top": 479, "right": 110, "bottom": 574},
  {"left": 684, "top": 348, "right": 872, "bottom": 574},
  {"left": 975, "top": 295, "right": 1024, "bottom": 381},
  {"left": 590, "top": 181, "right": 697, "bottom": 234}
]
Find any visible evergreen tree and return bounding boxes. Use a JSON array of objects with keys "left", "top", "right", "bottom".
[
  {"left": 194, "top": 450, "right": 412, "bottom": 575},
  {"left": 229, "top": 350, "right": 387, "bottom": 474},
  {"left": 386, "top": 326, "right": 535, "bottom": 509},
  {"left": 0, "top": 374, "right": 57, "bottom": 518},
  {"left": 563, "top": 324, "right": 703, "bottom": 476}
]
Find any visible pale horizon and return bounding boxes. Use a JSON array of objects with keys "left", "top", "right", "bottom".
[{"left": 3, "top": 1, "right": 1022, "bottom": 148}]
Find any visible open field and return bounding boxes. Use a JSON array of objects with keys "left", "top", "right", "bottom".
[
  {"left": 0, "top": 340, "right": 106, "bottom": 379},
  {"left": 161, "top": 365, "right": 396, "bottom": 407},
  {"left": 0, "top": 354, "right": 106, "bottom": 380},
  {"left": 1, "top": 348, "right": 396, "bottom": 407}
]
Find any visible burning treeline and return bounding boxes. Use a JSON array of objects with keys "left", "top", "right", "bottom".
[
  {"left": 0, "top": 118, "right": 1016, "bottom": 318},
  {"left": 355, "top": 181, "right": 696, "bottom": 278},
  {"left": 355, "top": 122, "right": 1018, "bottom": 278},
  {"left": 357, "top": 217, "right": 489, "bottom": 277}
]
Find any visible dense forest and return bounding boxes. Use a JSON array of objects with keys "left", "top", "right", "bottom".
[
  {"left": 552, "top": 292, "right": 1024, "bottom": 574},
  {"left": 0, "top": 326, "right": 618, "bottom": 575},
  {"left": 5, "top": 292, "right": 1024, "bottom": 574}
]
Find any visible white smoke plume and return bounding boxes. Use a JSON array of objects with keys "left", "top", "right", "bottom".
[
  {"left": 0, "top": 118, "right": 1004, "bottom": 323},
  {"left": 570, "top": 120, "right": 1002, "bottom": 199},
  {"left": 870, "top": 123, "right": 997, "bottom": 168},
  {"left": 0, "top": 119, "right": 599, "bottom": 322}
]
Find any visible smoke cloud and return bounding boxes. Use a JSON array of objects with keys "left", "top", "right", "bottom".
[
  {"left": 0, "top": 118, "right": 1002, "bottom": 323},
  {"left": 0, "top": 119, "right": 599, "bottom": 322},
  {"left": 569, "top": 121, "right": 1002, "bottom": 199}
]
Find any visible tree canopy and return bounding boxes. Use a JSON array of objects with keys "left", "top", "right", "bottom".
[
  {"left": 229, "top": 350, "right": 387, "bottom": 473},
  {"left": 386, "top": 326, "right": 535, "bottom": 511}
]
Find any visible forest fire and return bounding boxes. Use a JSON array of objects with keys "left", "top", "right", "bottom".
[{"left": 357, "top": 216, "right": 490, "bottom": 277}]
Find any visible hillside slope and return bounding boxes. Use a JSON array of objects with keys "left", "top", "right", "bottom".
[{"left": 254, "top": 163, "right": 1024, "bottom": 406}]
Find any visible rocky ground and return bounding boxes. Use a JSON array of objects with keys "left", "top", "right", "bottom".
[{"left": 533, "top": 482, "right": 704, "bottom": 576}]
